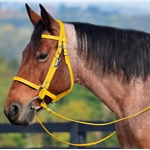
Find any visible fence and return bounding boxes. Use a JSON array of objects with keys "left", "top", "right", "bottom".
[{"left": 0, "top": 121, "right": 120, "bottom": 149}]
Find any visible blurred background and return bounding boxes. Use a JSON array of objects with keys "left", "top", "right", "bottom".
[{"left": 0, "top": 0, "right": 150, "bottom": 148}]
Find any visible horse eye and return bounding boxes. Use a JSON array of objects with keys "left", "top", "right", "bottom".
[{"left": 37, "top": 53, "right": 48, "bottom": 61}]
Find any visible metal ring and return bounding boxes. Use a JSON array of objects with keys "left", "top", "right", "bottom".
[{"left": 30, "top": 96, "right": 42, "bottom": 110}]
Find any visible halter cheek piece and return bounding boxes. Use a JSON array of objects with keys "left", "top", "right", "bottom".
[{"left": 13, "top": 20, "right": 74, "bottom": 105}]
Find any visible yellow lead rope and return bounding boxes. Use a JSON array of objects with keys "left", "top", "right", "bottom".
[
  {"left": 35, "top": 102, "right": 150, "bottom": 147},
  {"left": 36, "top": 116, "right": 116, "bottom": 147},
  {"left": 40, "top": 102, "right": 150, "bottom": 126}
]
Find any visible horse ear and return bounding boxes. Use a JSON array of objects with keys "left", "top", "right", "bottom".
[
  {"left": 25, "top": 3, "right": 41, "bottom": 25},
  {"left": 39, "top": 4, "right": 59, "bottom": 35}
]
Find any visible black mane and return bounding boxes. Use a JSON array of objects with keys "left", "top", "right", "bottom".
[
  {"left": 72, "top": 22, "right": 150, "bottom": 82},
  {"left": 31, "top": 20, "right": 150, "bottom": 82}
]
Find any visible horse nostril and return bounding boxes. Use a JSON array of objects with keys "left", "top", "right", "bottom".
[{"left": 9, "top": 103, "right": 21, "bottom": 121}]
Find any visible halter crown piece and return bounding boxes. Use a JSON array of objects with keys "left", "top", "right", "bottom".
[{"left": 13, "top": 20, "right": 74, "bottom": 103}]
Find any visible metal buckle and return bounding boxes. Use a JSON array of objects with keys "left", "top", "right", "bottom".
[{"left": 54, "top": 57, "right": 61, "bottom": 68}]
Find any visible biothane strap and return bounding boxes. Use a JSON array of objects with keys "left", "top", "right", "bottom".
[{"left": 13, "top": 20, "right": 74, "bottom": 103}]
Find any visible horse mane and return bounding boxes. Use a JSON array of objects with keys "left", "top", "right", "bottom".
[
  {"left": 31, "top": 20, "right": 150, "bottom": 82},
  {"left": 72, "top": 22, "right": 150, "bottom": 82}
]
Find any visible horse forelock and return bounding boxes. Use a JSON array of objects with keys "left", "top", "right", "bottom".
[
  {"left": 31, "top": 20, "right": 46, "bottom": 48},
  {"left": 72, "top": 22, "right": 150, "bottom": 82}
]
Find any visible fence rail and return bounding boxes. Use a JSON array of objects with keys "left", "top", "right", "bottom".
[{"left": 0, "top": 121, "right": 120, "bottom": 149}]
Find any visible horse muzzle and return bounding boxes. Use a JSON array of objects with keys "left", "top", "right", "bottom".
[{"left": 4, "top": 101, "right": 37, "bottom": 126}]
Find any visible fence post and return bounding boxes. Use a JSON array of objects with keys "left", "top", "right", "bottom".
[
  {"left": 70, "top": 122, "right": 79, "bottom": 149},
  {"left": 78, "top": 131, "right": 86, "bottom": 149}
]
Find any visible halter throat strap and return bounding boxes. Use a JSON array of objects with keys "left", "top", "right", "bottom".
[{"left": 13, "top": 20, "right": 74, "bottom": 103}]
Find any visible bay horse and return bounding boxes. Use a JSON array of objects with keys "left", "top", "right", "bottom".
[{"left": 4, "top": 4, "right": 150, "bottom": 148}]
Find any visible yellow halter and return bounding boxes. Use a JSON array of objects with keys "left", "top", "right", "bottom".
[{"left": 13, "top": 20, "right": 74, "bottom": 103}]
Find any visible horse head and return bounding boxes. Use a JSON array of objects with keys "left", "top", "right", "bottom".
[{"left": 4, "top": 4, "right": 73, "bottom": 125}]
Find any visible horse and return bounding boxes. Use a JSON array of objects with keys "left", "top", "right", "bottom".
[{"left": 4, "top": 4, "right": 150, "bottom": 148}]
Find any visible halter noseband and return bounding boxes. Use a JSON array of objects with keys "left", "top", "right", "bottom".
[{"left": 13, "top": 20, "right": 74, "bottom": 103}]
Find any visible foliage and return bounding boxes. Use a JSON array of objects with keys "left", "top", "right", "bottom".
[
  {"left": 0, "top": 55, "right": 18, "bottom": 122},
  {"left": 0, "top": 133, "right": 26, "bottom": 148},
  {"left": 0, "top": 24, "right": 32, "bottom": 60}
]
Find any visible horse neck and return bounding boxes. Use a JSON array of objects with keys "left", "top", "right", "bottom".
[
  {"left": 64, "top": 23, "right": 145, "bottom": 117},
  {"left": 64, "top": 23, "right": 119, "bottom": 114}
]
